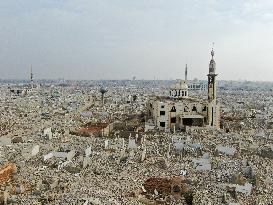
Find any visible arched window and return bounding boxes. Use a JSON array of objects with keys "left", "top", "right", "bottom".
[
  {"left": 192, "top": 106, "right": 197, "bottom": 112},
  {"left": 171, "top": 106, "right": 176, "bottom": 112},
  {"left": 184, "top": 106, "right": 189, "bottom": 112}
]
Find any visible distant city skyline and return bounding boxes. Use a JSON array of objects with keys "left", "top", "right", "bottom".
[{"left": 0, "top": 0, "right": 273, "bottom": 81}]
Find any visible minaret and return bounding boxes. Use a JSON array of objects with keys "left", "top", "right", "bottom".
[
  {"left": 185, "top": 64, "right": 188, "bottom": 82},
  {"left": 207, "top": 48, "right": 217, "bottom": 102},
  {"left": 30, "top": 65, "right": 34, "bottom": 88},
  {"left": 207, "top": 46, "right": 219, "bottom": 127}
]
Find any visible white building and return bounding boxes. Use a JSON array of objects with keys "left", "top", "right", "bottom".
[{"left": 188, "top": 79, "right": 207, "bottom": 91}]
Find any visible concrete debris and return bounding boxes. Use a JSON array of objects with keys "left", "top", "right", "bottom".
[
  {"left": 104, "top": 140, "right": 109, "bottom": 149},
  {"left": 31, "top": 145, "right": 40, "bottom": 156},
  {"left": 0, "top": 164, "right": 17, "bottom": 184},
  {"left": 180, "top": 170, "right": 187, "bottom": 176},
  {"left": 1, "top": 79, "right": 273, "bottom": 204},
  {"left": 235, "top": 183, "right": 252, "bottom": 196},
  {"left": 67, "top": 150, "right": 76, "bottom": 161},
  {"left": 128, "top": 138, "right": 138, "bottom": 149},
  {"left": 43, "top": 127, "right": 53, "bottom": 139},
  {"left": 175, "top": 143, "right": 185, "bottom": 151},
  {"left": 83, "top": 157, "right": 90, "bottom": 168},
  {"left": 140, "top": 176, "right": 193, "bottom": 204},
  {"left": 43, "top": 152, "right": 54, "bottom": 161},
  {"left": 217, "top": 145, "right": 236, "bottom": 156},
  {"left": 141, "top": 148, "right": 146, "bottom": 162},
  {"left": 85, "top": 146, "right": 92, "bottom": 157},
  {"left": 192, "top": 158, "right": 212, "bottom": 171},
  {"left": 0, "top": 137, "right": 12, "bottom": 146}
]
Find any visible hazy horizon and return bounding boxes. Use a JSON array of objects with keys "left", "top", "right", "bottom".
[{"left": 1, "top": 1, "right": 273, "bottom": 81}]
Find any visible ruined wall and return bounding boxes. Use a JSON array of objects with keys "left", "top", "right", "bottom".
[
  {"left": 207, "top": 101, "right": 221, "bottom": 128},
  {"left": 149, "top": 99, "right": 208, "bottom": 130}
]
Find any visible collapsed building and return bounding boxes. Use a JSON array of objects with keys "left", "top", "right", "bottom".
[
  {"left": 0, "top": 53, "right": 272, "bottom": 204},
  {"left": 143, "top": 177, "right": 193, "bottom": 202},
  {"left": 0, "top": 164, "right": 17, "bottom": 185},
  {"left": 147, "top": 49, "right": 220, "bottom": 131}
]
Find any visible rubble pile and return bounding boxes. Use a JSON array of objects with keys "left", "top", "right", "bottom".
[
  {"left": 0, "top": 80, "right": 272, "bottom": 204},
  {"left": 141, "top": 176, "right": 193, "bottom": 204},
  {"left": 0, "top": 164, "right": 17, "bottom": 184}
]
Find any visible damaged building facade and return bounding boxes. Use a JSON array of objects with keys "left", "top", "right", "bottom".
[{"left": 147, "top": 49, "right": 220, "bottom": 130}]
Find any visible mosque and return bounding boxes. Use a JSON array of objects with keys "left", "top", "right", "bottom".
[
  {"left": 147, "top": 48, "right": 220, "bottom": 131},
  {"left": 9, "top": 67, "right": 39, "bottom": 97}
]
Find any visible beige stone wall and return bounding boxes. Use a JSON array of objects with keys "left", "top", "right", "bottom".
[{"left": 148, "top": 99, "right": 209, "bottom": 130}]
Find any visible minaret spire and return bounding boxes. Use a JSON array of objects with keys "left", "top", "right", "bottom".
[
  {"left": 207, "top": 45, "right": 219, "bottom": 127},
  {"left": 30, "top": 65, "right": 33, "bottom": 82},
  {"left": 30, "top": 65, "right": 34, "bottom": 89},
  {"left": 211, "top": 42, "right": 215, "bottom": 59},
  {"left": 185, "top": 64, "right": 188, "bottom": 82},
  {"left": 209, "top": 43, "right": 216, "bottom": 74}
]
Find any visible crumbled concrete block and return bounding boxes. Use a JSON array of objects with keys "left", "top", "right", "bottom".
[
  {"left": 128, "top": 139, "right": 137, "bottom": 149},
  {"left": 0, "top": 137, "right": 12, "bottom": 146},
  {"left": 44, "top": 127, "right": 53, "bottom": 139},
  {"left": 85, "top": 146, "right": 92, "bottom": 157},
  {"left": 67, "top": 150, "right": 76, "bottom": 161},
  {"left": 31, "top": 145, "right": 40, "bottom": 156},
  {"left": 193, "top": 158, "right": 211, "bottom": 171},
  {"left": 217, "top": 146, "right": 236, "bottom": 156},
  {"left": 83, "top": 157, "right": 90, "bottom": 168},
  {"left": 104, "top": 140, "right": 109, "bottom": 149},
  {"left": 235, "top": 183, "right": 252, "bottom": 196},
  {"left": 174, "top": 141, "right": 185, "bottom": 150},
  {"left": 43, "top": 152, "right": 54, "bottom": 161},
  {"left": 54, "top": 152, "right": 67, "bottom": 159}
]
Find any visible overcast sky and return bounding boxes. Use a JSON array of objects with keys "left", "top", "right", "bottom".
[{"left": 0, "top": 0, "right": 273, "bottom": 81}]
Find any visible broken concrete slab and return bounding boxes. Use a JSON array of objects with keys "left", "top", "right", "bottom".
[
  {"left": 217, "top": 146, "right": 236, "bottom": 156},
  {"left": 0, "top": 137, "right": 12, "bottom": 146},
  {"left": 31, "top": 145, "right": 40, "bottom": 156},
  {"left": 43, "top": 152, "right": 54, "bottom": 161},
  {"left": 235, "top": 183, "right": 252, "bottom": 196},
  {"left": 128, "top": 138, "right": 137, "bottom": 149},
  {"left": 192, "top": 158, "right": 211, "bottom": 171},
  {"left": 85, "top": 146, "right": 92, "bottom": 157},
  {"left": 174, "top": 141, "right": 185, "bottom": 151},
  {"left": 67, "top": 150, "right": 76, "bottom": 161},
  {"left": 83, "top": 157, "right": 90, "bottom": 168},
  {"left": 43, "top": 127, "right": 53, "bottom": 139}
]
